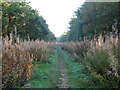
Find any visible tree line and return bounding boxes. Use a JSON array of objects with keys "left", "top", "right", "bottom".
[
  {"left": 1, "top": 1, "right": 56, "bottom": 41},
  {"left": 60, "top": 2, "right": 119, "bottom": 42}
]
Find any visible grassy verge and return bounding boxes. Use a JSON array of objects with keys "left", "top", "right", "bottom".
[
  {"left": 23, "top": 48, "right": 61, "bottom": 88},
  {"left": 60, "top": 49, "right": 98, "bottom": 88},
  {"left": 25, "top": 62, "right": 52, "bottom": 88}
]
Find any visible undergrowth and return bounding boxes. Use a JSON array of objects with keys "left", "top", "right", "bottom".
[
  {"left": 60, "top": 32, "right": 119, "bottom": 88},
  {"left": 2, "top": 33, "right": 55, "bottom": 88}
]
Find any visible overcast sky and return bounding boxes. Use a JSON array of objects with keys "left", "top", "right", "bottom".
[{"left": 26, "top": 0, "right": 85, "bottom": 37}]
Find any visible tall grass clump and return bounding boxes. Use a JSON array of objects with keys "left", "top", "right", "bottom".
[
  {"left": 2, "top": 33, "right": 55, "bottom": 88},
  {"left": 85, "top": 32, "right": 119, "bottom": 87},
  {"left": 21, "top": 40, "right": 55, "bottom": 62},
  {"left": 2, "top": 35, "right": 33, "bottom": 88},
  {"left": 60, "top": 40, "right": 90, "bottom": 59},
  {"left": 60, "top": 32, "right": 119, "bottom": 87}
]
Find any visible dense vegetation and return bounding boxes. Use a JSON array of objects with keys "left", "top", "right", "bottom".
[
  {"left": 1, "top": 2, "right": 55, "bottom": 41},
  {"left": 0, "top": 1, "right": 56, "bottom": 88},
  {"left": 2, "top": 34, "right": 55, "bottom": 88},
  {"left": 60, "top": 33, "right": 119, "bottom": 87},
  {"left": 60, "top": 2, "right": 119, "bottom": 42},
  {"left": 59, "top": 2, "right": 119, "bottom": 88},
  {"left": 1, "top": 1, "right": 119, "bottom": 88}
]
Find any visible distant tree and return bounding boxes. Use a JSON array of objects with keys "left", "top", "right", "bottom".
[{"left": 59, "top": 32, "right": 69, "bottom": 42}]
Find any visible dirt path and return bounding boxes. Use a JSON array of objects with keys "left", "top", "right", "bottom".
[
  {"left": 23, "top": 46, "right": 69, "bottom": 88},
  {"left": 57, "top": 47, "right": 69, "bottom": 88}
]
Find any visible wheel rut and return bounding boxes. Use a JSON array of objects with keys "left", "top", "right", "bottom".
[{"left": 57, "top": 47, "right": 69, "bottom": 88}]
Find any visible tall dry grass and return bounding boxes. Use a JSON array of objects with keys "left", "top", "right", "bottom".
[
  {"left": 2, "top": 33, "right": 55, "bottom": 88},
  {"left": 2, "top": 36, "right": 33, "bottom": 88},
  {"left": 60, "top": 32, "right": 119, "bottom": 87},
  {"left": 20, "top": 40, "right": 55, "bottom": 62}
]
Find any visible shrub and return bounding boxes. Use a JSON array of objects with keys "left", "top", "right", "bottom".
[{"left": 85, "top": 49, "right": 110, "bottom": 75}]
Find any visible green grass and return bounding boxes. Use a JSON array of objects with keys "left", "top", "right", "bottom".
[
  {"left": 24, "top": 46, "right": 99, "bottom": 88},
  {"left": 24, "top": 47, "right": 61, "bottom": 88},
  {"left": 25, "top": 62, "right": 52, "bottom": 88},
  {"left": 60, "top": 49, "right": 98, "bottom": 88}
]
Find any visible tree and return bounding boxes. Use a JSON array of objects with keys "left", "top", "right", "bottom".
[
  {"left": 60, "top": 2, "right": 119, "bottom": 42},
  {"left": 1, "top": 2, "right": 55, "bottom": 41}
]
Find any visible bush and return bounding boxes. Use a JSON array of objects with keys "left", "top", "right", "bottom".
[{"left": 85, "top": 50, "right": 110, "bottom": 75}]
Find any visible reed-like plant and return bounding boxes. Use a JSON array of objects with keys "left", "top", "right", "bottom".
[
  {"left": 21, "top": 40, "right": 55, "bottom": 62},
  {"left": 60, "top": 32, "right": 119, "bottom": 87},
  {"left": 2, "top": 33, "right": 55, "bottom": 88},
  {"left": 2, "top": 37, "right": 33, "bottom": 88}
]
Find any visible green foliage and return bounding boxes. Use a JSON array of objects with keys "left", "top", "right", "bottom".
[
  {"left": 59, "top": 32, "right": 69, "bottom": 42},
  {"left": 60, "top": 33, "right": 119, "bottom": 88},
  {"left": 85, "top": 49, "right": 118, "bottom": 87},
  {"left": 60, "top": 2, "right": 119, "bottom": 42},
  {"left": 61, "top": 48, "right": 97, "bottom": 88},
  {"left": 1, "top": 2, "right": 55, "bottom": 41},
  {"left": 85, "top": 50, "right": 110, "bottom": 75}
]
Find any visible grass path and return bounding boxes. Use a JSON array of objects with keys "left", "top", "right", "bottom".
[
  {"left": 23, "top": 45, "right": 96, "bottom": 88},
  {"left": 57, "top": 47, "right": 69, "bottom": 88}
]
